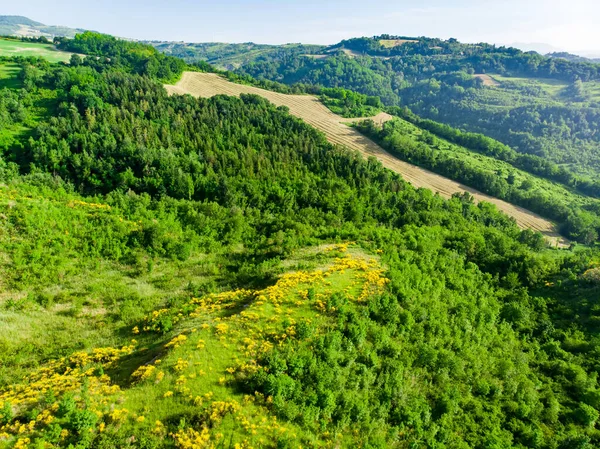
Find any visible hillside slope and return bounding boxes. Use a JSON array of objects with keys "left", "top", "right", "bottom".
[
  {"left": 2, "top": 33, "right": 600, "bottom": 449},
  {"left": 165, "top": 72, "right": 567, "bottom": 245},
  {"left": 199, "top": 35, "right": 600, "bottom": 178},
  {"left": 0, "top": 15, "right": 85, "bottom": 38},
  {"left": 0, "top": 37, "right": 75, "bottom": 63},
  {"left": 148, "top": 41, "right": 324, "bottom": 71}
]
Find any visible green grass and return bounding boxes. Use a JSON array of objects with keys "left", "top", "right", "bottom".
[
  {"left": 0, "top": 182, "right": 225, "bottom": 387},
  {"left": 0, "top": 38, "right": 74, "bottom": 63},
  {"left": 491, "top": 74, "right": 568, "bottom": 97},
  {"left": 0, "top": 253, "right": 220, "bottom": 386},
  {"left": 106, "top": 244, "right": 383, "bottom": 447},
  {"left": 586, "top": 81, "right": 600, "bottom": 101},
  {"left": 379, "top": 39, "right": 418, "bottom": 48},
  {"left": 0, "top": 62, "right": 58, "bottom": 152}
]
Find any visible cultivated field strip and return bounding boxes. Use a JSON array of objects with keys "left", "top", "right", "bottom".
[
  {"left": 165, "top": 72, "right": 567, "bottom": 246},
  {"left": 473, "top": 74, "right": 500, "bottom": 87}
]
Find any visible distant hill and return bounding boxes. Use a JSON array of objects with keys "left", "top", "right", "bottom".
[
  {"left": 0, "top": 15, "right": 43, "bottom": 27},
  {"left": 546, "top": 51, "right": 600, "bottom": 64},
  {"left": 509, "top": 42, "right": 600, "bottom": 62},
  {"left": 154, "top": 34, "right": 600, "bottom": 182},
  {"left": 509, "top": 42, "right": 564, "bottom": 54},
  {"left": 0, "top": 15, "right": 86, "bottom": 38},
  {"left": 147, "top": 40, "right": 324, "bottom": 70}
]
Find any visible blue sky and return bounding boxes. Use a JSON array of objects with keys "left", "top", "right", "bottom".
[{"left": 5, "top": 0, "right": 600, "bottom": 53}]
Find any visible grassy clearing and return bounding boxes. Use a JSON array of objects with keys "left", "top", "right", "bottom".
[
  {"left": 490, "top": 74, "right": 600, "bottom": 102},
  {"left": 0, "top": 38, "right": 73, "bottom": 63},
  {"left": 300, "top": 54, "right": 328, "bottom": 60},
  {"left": 473, "top": 73, "right": 499, "bottom": 87},
  {"left": 0, "top": 240, "right": 388, "bottom": 447},
  {"left": 118, "top": 244, "right": 384, "bottom": 447},
  {"left": 0, "top": 253, "right": 220, "bottom": 386},
  {"left": 586, "top": 81, "right": 600, "bottom": 101},
  {"left": 0, "top": 61, "right": 58, "bottom": 151},
  {"left": 472, "top": 74, "right": 600, "bottom": 112},
  {"left": 492, "top": 74, "right": 569, "bottom": 97},
  {"left": 0, "top": 182, "right": 225, "bottom": 387}
]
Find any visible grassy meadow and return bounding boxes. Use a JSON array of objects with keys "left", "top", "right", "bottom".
[
  {"left": 0, "top": 38, "right": 73, "bottom": 63},
  {"left": 0, "top": 63, "right": 21, "bottom": 89},
  {"left": 0, "top": 61, "right": 58, "bottom": 154}
]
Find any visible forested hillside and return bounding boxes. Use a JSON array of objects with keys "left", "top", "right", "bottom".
[
  {"left": 0, "top": 33, "right": 600, "bottom": 449},
  {"left": 148, "top": 41, "right": 324, "bottom": 71},
  {"left": 163, "top": 70, "right": 600, "bottom": 245},
  {"left": 171, "top": 35, "right": 600, "bottom": 180},
  {"left": 163, "top": 57, "right": 600, "bottom": 244}
]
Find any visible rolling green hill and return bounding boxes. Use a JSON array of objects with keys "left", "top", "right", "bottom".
[
  {"left": 159, "top": 35, "right": 600, "bottom": 181},
  {"left": 148, "top": 41, "right": 324, "bottom": 71},
  {"left": 0, "top": 32, "right": 600, "bottom": 449}
]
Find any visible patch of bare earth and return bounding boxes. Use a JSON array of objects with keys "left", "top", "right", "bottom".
[
  {"left": 165, "top": 72, "right": 568, "bottom": 247},
  {"left": 379, "top": 39, "right": 419, "bottom": 48},
  {"left": 341, "top": 49, "right": 364, "bottom": 58},
  {"left": 473, "top": 74, "right": 500, "bottom": 87}
]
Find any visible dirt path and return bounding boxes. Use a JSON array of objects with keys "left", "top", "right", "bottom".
[{"left": 165, "top": 72, "right": 568, "bottom": 247}]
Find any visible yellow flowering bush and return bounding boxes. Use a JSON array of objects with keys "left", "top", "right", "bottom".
[
  {"left": 131, "top": 365, "right": 157, "bottom": 383},
  {"left": 0, "top": 345, "right": 135, "bottom": 446}
]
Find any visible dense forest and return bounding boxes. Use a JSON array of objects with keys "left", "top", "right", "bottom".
[
  {"left": 333, "top": 36, "right": 600, "bottom": 81},
  {"left": 0, "top": 33, "right": 599, "bottom": 449}
]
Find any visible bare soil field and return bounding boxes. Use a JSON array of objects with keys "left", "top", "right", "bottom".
[
  {"left": 342, "top": 48, "right": 390, "bottom": 61},
  {"left": 165, "top": 72, "right": 567, "bottom": 247},
  {"left": 379, "top": 39, "right": 419, "bottom": 48},
  {"left": 473, "top": 74, "right": 500, "bottom": 87}
]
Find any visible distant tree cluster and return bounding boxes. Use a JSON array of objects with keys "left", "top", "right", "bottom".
[{"left": 55, "top": 32, "right": 186, "bottom": 82}]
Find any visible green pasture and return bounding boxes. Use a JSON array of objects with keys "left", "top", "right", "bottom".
[{"left": 0, "top": 38, "right": 73, "bottom": 63}]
